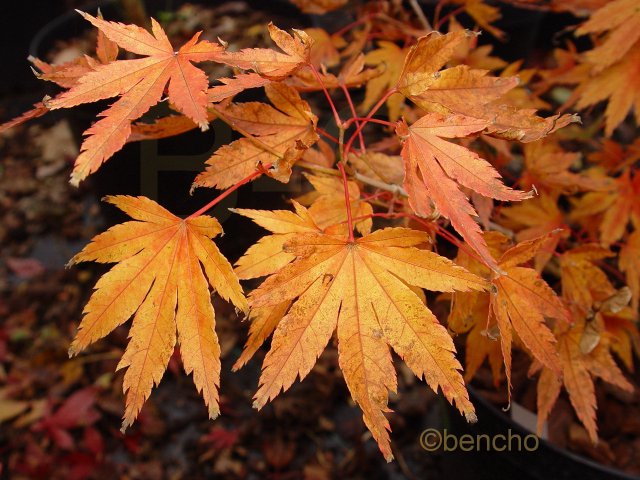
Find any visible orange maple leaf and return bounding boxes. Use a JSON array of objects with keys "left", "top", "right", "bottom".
[
  {"left": 449, "top": 232, "right": 511, "bottom": 386},
  {"left": 194, "top": 83, "right": 319, "bottom": 189},
  {"left": 572, "top": 0, "right": 640, "bottom": 135},
  {"left": 575, "top": 0, "right": 640, "bottom": 73},
  {"left": 519, "top": 140, "right": 612, "bottom": 194},
  {"left": 68, "top": 196, "right": 247, "bottom": 429},
  {"left": 214, "top": 23, "right": 311, "bottom": 79},
  {"left": 489, "top": 232, "right": 569, "bottom": 392},
  {"left": 242, "top": 225, "right": 488, "bottom": 460},
  {"left": 570, "top": 169, "right": 640, "bottom": 246},
  {"left": 45, "top": 11, "right": 225, "bottom": 185},
  {"left": 397, "top": 113, "right": 531, "bottom": 270},
  {"left": 499, "top": 194, "right": 568, "bottom": 271},
  {"left": 620, "top": 231, "right": 640, "bottom": 312},
  {"left": 536, "top": 314, "right": 633, "bottom": 443},
  {"left": 296, "top": 173, "right": 373, "bottom": 236},
  {"left": 288, "top": 0, "right": 348, "bottom": 14},
  {"left": 230, "top": 202, "right": 320, "bottom": 369}
]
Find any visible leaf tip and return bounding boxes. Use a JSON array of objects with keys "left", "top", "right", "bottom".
[
  {"left": 252, "top": 399, "right": 264, "bottom": 410},
  {"left": 465, "top": 411, "right": 478, "bottom": 424}
]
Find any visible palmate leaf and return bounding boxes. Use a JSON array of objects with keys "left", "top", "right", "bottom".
[
  {"left": 450, "top": 232, "right": 568, "bottom": 396},
  {"left": 490, "top": 233, "right": 569, "bottom": 392},
  {"left": 46, "top": 11, "right": 226, "bottom": 185},
  {"left": 572, "top": 0, "right": 640, "bottom": 135},
  {"left": 194, "top": 83, "right": 319, "bottom": 189},
  {"left": 69, "top": 196, "right": 247, "bottom": 430},
  {"left": 536, "top": 315, "right": 633, "bottom": 443},
  {"left": 213, "top": 23, "right": 311, "bottom": 79},
  {"left": 241, "top": 224, "right": 488, "bottom": 461},
  {"left": 397, "top": 113, "right": 532, "bottom": 270}
]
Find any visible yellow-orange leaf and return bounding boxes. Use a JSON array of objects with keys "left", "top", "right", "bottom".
[
  {"left": 195, "top": 83, "right": 318, "bottom": 189},
  {"left": 575, "top": 0, "right": 640, "bottom": 73},
  {"left": 246, "top": 227, "right": 488, "bottom": 460},
  {"left": 231, "top": 202, "right": 319, "bottom": 369},
  {"left": 490, "top": 233, "right": 569, "bottom": 391},
  {"left": 214, "top": 23, "right": 311, "bottom": 79},
  {"left": 581, "top": 54, "right": 640, "bottom": 136},
  {"left": 362, "top": 41, "right": 407, "bottom": 121},
  {"left": 208, "top": 73, "right": 271, "bottom": 103},
  {"left": 620, "top": 231, "right": 640, "bottom": 312},
  {"left": 397, "top": 30, "right": 470, "bottom": 98},
  {"left": 298, "top": 174, "right": 373, "bottom": 235},
  {"left": 232, "top": 202, "right": 320, "bottom": 280},
  {"left": 288, "top": 0, "right": 348, "bottom": 14},
  {"left": 69, "top": 196, "right": 247, "bottom": 429},
  {"left": 537, "top": 317, "right": 633, "bottom": 443},
  {"left": 560, "top": 245, "right": 615, "bottom": 313}
]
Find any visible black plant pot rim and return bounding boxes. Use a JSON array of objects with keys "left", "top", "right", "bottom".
[{"left": 468, "top": 385, "right": 639, "bottom": 480}]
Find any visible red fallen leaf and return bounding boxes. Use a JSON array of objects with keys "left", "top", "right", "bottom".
[
  {"left": 5, "top": 257, "right": 45, "bottom": 279},
  {"left": 33, "top": 387, "right": 100, "bottom": 450},
  {"left": 83, "top": 427, "right": 104, "bottom": 456},
  {"left": 202, "top": 426, "right": 239, "bottom": 450},
  {"left": 61, "top": 452, "right": 100, "bottom": 480}
]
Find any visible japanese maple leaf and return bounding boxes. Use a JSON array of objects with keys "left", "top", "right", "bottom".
[
  {"left": 449, "top": 232, "right": 511, "bottom": 386},
  {"left": 536, "top": 316, "right": 633, "bottom": 443},
  {"left": 570, "top": 169, "right": 640, "bottom": 246},
  {"left": 620, "top": 231, "right": 640, "bottom": 312},
  {"left": 245, "top": 227, "right": 488, "bottom": 460},
  {"left": 397, "top": 31, "right": 578, "bottom": 141},
  {"left": 499, "top": 194, "right": 568, "bottom": 271},
  {"left": 397, "top": 30, "right": 472, "bottom": 101},
  {"left": 559, "top": 245, "right": 616, "bottom": 314},
  {"left": 214, "top": 23, "right": 311, "bottom": 79},
  {"left": 573, "top": 46, "right": 640, "bottom": 136},
  {"left": 45, "top": 11, "right": 225, "bottom": 185},
  {"left": 520, "top": 140, "right": 611, "bottom": 194},
  {"left": 602, "top": 303, "right": 640, "bottom": 371},
  {"left": 306, "top": 28, "right": 341, "bottom": 68},
  {"left": 296, "top": 174, "right": 373, "bottom": 236},
  {"left": 194, "top": 83, "right": 319, "bottom": 189},
  {"left": 208, "top": 73, "right": 271, "bottom": 103},
  {"left": 451, "top": 0, "right": 506, "bottom": 40},
  {"left": 231, "top": 202, "right": 320, "bottom": 369},
  {"left": 575, "top": 0, "right": 640, "bottom": 73},
  {"left": 361, "top": 41, "right": 408, "bottom": 121},
  {"left": 397, "top": 113, "right": 531, "bottom": 270},
  {"left": 489, "top": 232, "right": 569, "bottom": 392},
  {"left": 571, "top": 0, "right": 640, "bottom": 135},
  {"left": 68, "top": 196, "right": 247, "bottom": 429},
  {"left": 232, "top": 202, "right": 320, "bottom": 281}
]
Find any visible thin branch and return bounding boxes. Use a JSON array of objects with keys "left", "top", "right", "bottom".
[
  {"left": 341, "top": 84, "right": 366, "bottom": 153},
  {"left": 344, "top": 87, "right": 398, "bottom": 158},
  {"left": 188, "top": 168, "right": 265, "bottom": 219},
  {"left": 309, "top": 64, "right": 342, "bottom": 128},
  {"left": 354, "top": 172, "right": 408, "bottom": 197},
  {"left": 408, "top": 0, "right": 433, "bottom": 31},
  {"left": 338, "top": 162, "right": 355, "bottom": 242}
]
